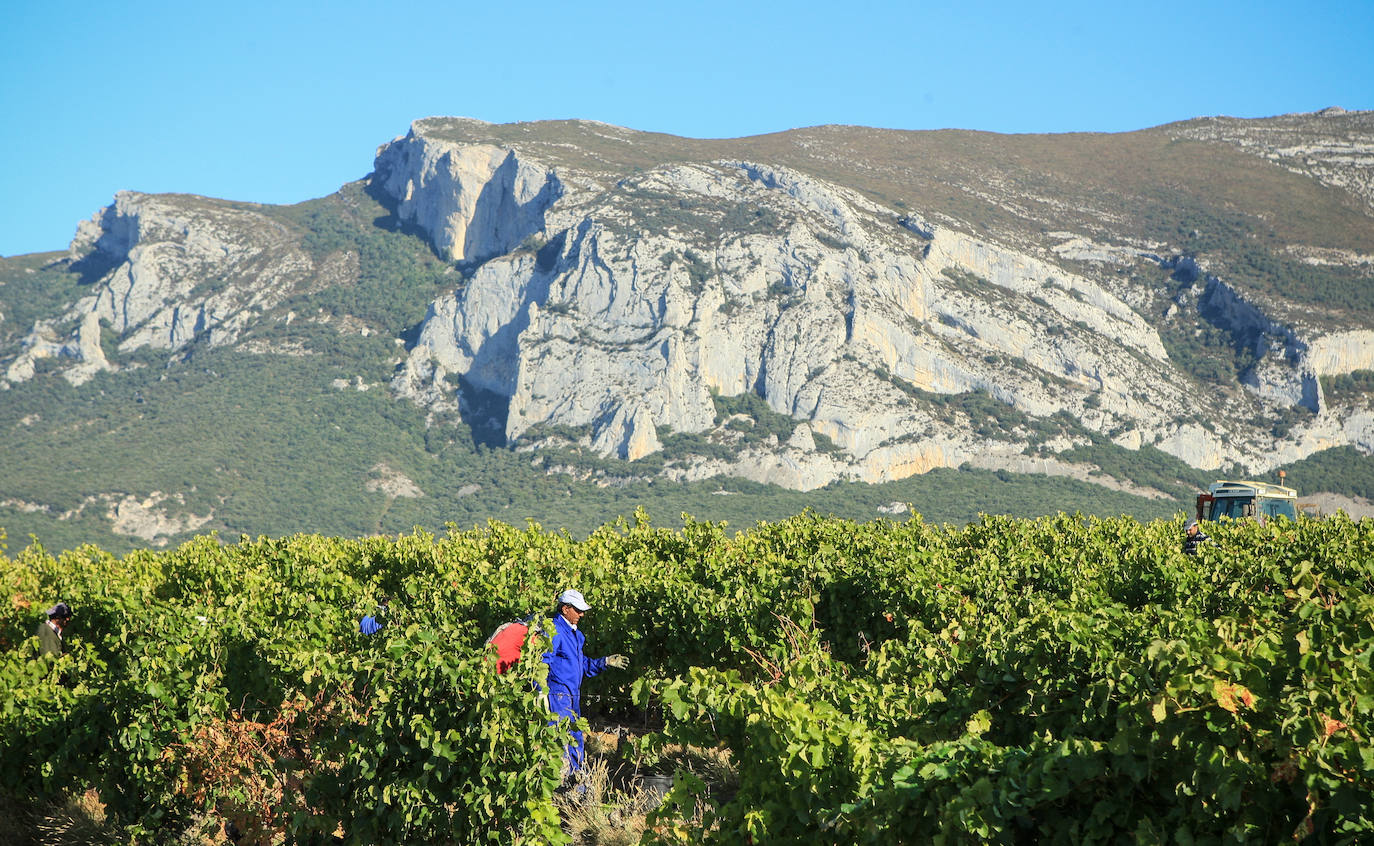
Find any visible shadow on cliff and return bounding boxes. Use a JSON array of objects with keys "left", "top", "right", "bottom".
[
  {"left": 363, "top": 177, "right": 435, "bottom": 251},
  {"left": 456, "top": 375, "right": 509, "bottom": 448},
  {"left": 68, "top": 247, "right": 122, "bottom": 286}
]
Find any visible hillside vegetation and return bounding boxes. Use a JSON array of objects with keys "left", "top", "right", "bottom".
[
  {"left": 2, "top": 112, "right": 1372, "bottom": 552},
  {"left": 2, "top": 306, "right": 1367, "bottom": 555},
  {"left": 0, "top": 336, "right": 1186, "bottom": 553}
]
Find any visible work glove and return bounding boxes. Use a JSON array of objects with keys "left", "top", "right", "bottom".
[{"left": 605, "top": 654, "right": 629, "bottom": 670}]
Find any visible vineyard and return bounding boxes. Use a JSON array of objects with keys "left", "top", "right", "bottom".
[{"left": 1, "top": 511, "right": 1372, "bottom": 844}]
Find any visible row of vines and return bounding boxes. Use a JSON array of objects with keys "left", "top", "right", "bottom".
[{"left": 2, "top": 511, "right": 1372, "bottom": 843}]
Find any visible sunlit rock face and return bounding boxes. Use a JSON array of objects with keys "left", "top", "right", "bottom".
[
  {"left": 379, "top": 117, "right": 1372, "bottom": 487},
  {"left": 12, "top": 112, "right": 1372, "bottom": 492}
]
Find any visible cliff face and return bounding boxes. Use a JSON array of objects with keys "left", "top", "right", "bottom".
[
  {"left": 1308, "top": 330, "right": 1374, "bottom": 376},
  {"left": 4, "top": 113, "right": 1373, "bottom": 505},
  {"left": 6, "top": 191, "right": 327, "bottom": 385},
  {"left": 373, "top": 129, "right": 562, "bottom": 263},
  {"left": 377, "top": 118, "right": 1374, "bottom": 487}
]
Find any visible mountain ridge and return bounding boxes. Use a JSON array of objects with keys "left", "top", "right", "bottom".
[{"left": 1, "top": 110, "right": 1371, "bottom": 550}]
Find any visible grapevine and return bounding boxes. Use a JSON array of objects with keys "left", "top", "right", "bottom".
[{"left": 0, "top": 512, "right": 1369, "bottom": 843}]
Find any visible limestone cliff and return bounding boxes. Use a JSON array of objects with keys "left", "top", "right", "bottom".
[
  {"left": 373, "top": 126, "right": 562, "bottom": 263},
  {"left": 6, "top": 191, "right": 325, "bottom": 385},
  {"left": 5, "top": 112, "right": 1372, "bottom": 500},
  {"left": 377, "top": 117, "right": 1374, "bottom": 486}
]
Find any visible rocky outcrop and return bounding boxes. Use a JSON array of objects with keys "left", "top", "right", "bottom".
[
  {"left": 5, "top": 191, "right": 325, "bottom": 387},
  {"left": 668, "top": 444, "right": 846, "bottom": 491},
  {"left": 590, "top": 403, "right": 661, "bottom": 461},
  {"left": 1153, "top": 424, "right": 1241, "bottom": 472},
  {"left": 965, "top": 453, "right": 1171, "bottom": 499},
  {"left": 385, "top": 119, "right": 1374, "bottom": 485},
  {"left": 6, "top": 113, "right": 1371, "bottom": 507},
  {"left": 4, "top": 310, "right": 110, "bottom": 386},
  {"left": 1302, "top": 491, "right": 1374, "bottom": 519},
  {"left": 927, "top": 228, "right": 1167, "bottom": 361},
  {"left": 407, "top": 252, "right": 555, "bottom": 400},
  {"left": 366, "top": 463, "right": 424, "bottom": 498},
  {"left": 385, "top": 130, "right": 1224, "bottom": 485},
  {"left": 1172, "top": 110, "right": 1374, "bottom": 212},
  {"left": 373, "top": 126, "right": 562, "bottom": 263},
  {"left": 1156, "top": 256, "right": 1369, "bottom": 420},
  {"left": 1307, "top": 330, "right": 1374, "bottom": 377},
  {"left": 1198, "top": 276, "right": 1321, "bottom": 412},
  {"left": 107, "top": 492, "right": 213, "bottom": 546}
]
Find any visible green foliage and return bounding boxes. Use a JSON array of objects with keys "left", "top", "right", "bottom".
[
  {"left": 719, "top": 203, "right": 783, "bottom": 235},
  {"left": 616, "top": 183, "right": 786, "bottom": 249},
  {"left": 881, "top": 378, "right": 1039, "bottom": 442},
  {"left": 517, "top": 423, "right": 590, "bottom": 446},
  {"left": 636, "top": 513, "right": 1374, "bottom": 843},
  {"left": 267, "top": 183, "right": 456, "bottom": 336},
  {"left": 0, "top": 335, "right": 1186, "bottom": 553},
  {"left": 813, "top": 230, "right": 853, "bottom": 252},
  {"left": 614, "top": 189, "right": 721, "bottom": 245},
  {"left": 937, "top": 390, "right": 1029, "bottom": 439},
  {"left": 1157, "top": 312, "right": 1250, "bottom": 386},
  {"left": 656, "top": 430, "right": 737, "bottom": 463},
  {"left": 939, "top": 266, "right": 990, "bottom": 294},
  {"left": 711, "top": 390, "right": 798, "bottom": 445},
  {"left": 1129, "top": 266, "right": 1258, "bottom": 390},
  {"left": 1056, "top": 439, "right": 1212, "bottom": 498},
  {"left": 0, "top": 253, "right": 90, "bottom": 346},
  {"left": 1268, "top": 405, "right": 1318, "bottom": 440},
  {"left": 1166, "top": 199, "right": 1373, "bottom": 313},
  {"left": 517, "top": 232, "right": 548, "bottom": 254},
  {"left": 0, "top": 347, "right": 440, "bottom": 544},
  {"left": 0, "top": 531, "right": 568, "bottom": 842},
  {"left": 1321, "top": 370, "right": 1374, "bottom": 405},
  {"left": 681, "top": 249, "right": 712, "bottom": 294},
  {"left": 811, "top": 431, "right": 843, "bottom": 454},
  {"left": 659, "top": 249, "right": 713, "bottom": 294},
  {"left": 1278, "top": 447, "right": 1374, "bottom": 501},
  {"left": 0, "top": 280, "right": 1189, "bottom": 560},
  {"left": 4, "top": 514, "right": 1372, "bottom": 841},
  {"left": 6, "top": 177, "right": 1361, "bottom": 563}
]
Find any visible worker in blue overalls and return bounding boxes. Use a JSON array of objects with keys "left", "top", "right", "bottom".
[{"left": 542, "top": 589, "right": 628, "bottom": 778}]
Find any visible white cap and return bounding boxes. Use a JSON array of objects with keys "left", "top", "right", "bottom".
[{"left": 557, "top": 589, "right": 591, "bottom": 611}]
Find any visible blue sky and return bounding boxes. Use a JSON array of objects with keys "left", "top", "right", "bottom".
[{"left": 2, "top": 0, "right": 1371, "bottom": 257}]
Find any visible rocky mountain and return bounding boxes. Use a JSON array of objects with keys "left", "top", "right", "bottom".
[{"left": 2, "top": 110, "right": 1372, "bottom": 548}]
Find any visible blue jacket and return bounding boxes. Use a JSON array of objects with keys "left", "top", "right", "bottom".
[{"left": 542, "top": 613, "right": 605, "bottom": 709}]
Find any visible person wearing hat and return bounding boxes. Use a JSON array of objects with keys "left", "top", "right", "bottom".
[
  {"left": 1182, "top": 519, "right": 1210, "bottom": 556},
  {"left": 36, "top": 602, "right": 73, "bottom": 657},
  {"left": 542, "top": 589, "right": 628, "bottom": 776}
]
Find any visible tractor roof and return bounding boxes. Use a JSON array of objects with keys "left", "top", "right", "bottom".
[{"left": 1207, "top": 480, "right": 1297, "bottom": 499}]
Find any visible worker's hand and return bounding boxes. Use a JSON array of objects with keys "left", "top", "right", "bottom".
[{"left": 605, "top": 654, "right": 629, "bottom": 670}]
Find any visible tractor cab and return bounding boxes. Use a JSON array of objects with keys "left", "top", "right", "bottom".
[{"left": 1195, "top": 480, "right": 1298, "bottom": 523}]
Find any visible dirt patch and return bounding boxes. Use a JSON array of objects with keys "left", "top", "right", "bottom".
[
  {"left": 366, "top": 463, "right": 423, "bottom": 498},
  {"left": 1301, "top": 492, "right": 1374, "bottom": 519}
]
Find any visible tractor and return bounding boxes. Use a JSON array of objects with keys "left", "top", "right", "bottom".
[{"left": 1195, "top": 477, "right": 1299, "bottom": 523}]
